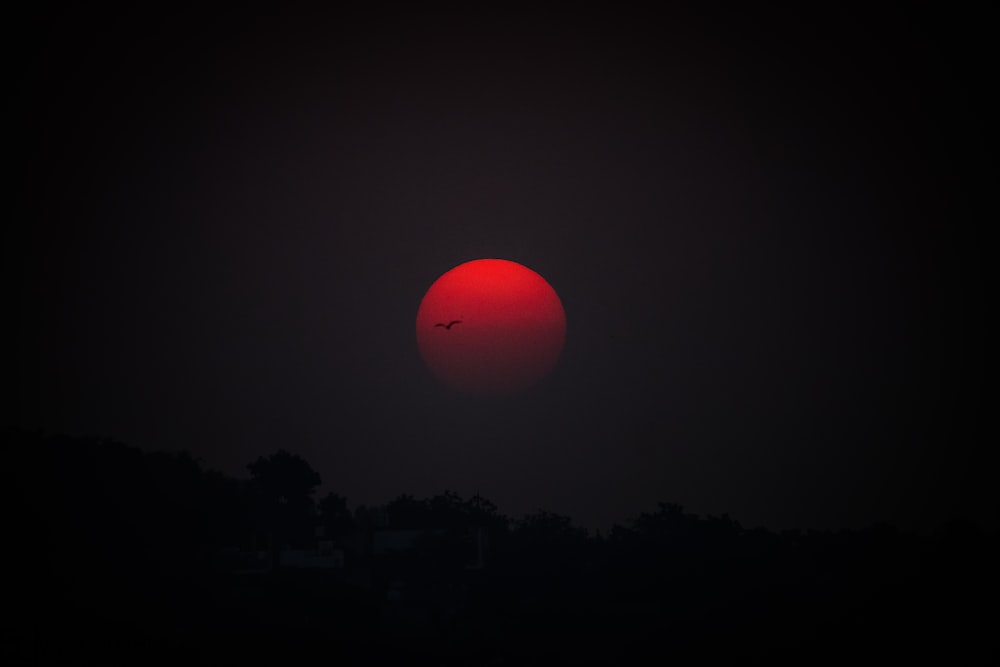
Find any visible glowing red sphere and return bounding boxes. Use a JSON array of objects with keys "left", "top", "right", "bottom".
[{"left": 416, "top": 259, "right": 566, "bottom": 395}]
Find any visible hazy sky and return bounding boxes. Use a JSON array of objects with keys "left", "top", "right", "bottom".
[{"left": 11, "top": 6, "right": 988, "bottom": 532}]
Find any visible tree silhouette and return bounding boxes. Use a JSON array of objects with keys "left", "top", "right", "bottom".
[
  {"left": 514, "top": 510, "right": 588, "bottom": 546},
  {"left": 6, "top": 429, "right": 995, "bottom": 664},
  {"left": 318, "top": 491, "right": 355, "bottom": 535},
  {"left": 247, "top": 449, "right": 322, "bottom": 565},
  {"left": 385, "top": 493, "right": 426, "bottom": 528},
  {"left": 247, "top": 449, "right": 322, "bottom": 505}
]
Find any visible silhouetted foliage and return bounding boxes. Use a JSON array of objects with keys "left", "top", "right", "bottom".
[
  {"left": 385, "top": 490, "right": 509, "bottom": 531},
  {"left": 247, "top": 449, "right": 322, "bottom": 551},
  {"left": 247, "top": 449, "right": 322, "bottom": 505},
  {"left": 6, "top": 428, "right": 996, "bottom": 665},
  {"left": 515, "top": 510, "right": 586, "bottom": 541},
  {"left": 318, "top": 491, "right": 355, "bottom": 534}
]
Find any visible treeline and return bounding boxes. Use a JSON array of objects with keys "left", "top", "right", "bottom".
[
  {"left": 6, "top": 430, "right": 996, "bottom": 664},
  {"left": 6, "top": 430, "right": 603, "bottom": 559}
]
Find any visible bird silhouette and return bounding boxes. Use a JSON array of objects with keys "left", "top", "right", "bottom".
[{"left": 434, "top": 320, "right": 463, "bottom": 330}]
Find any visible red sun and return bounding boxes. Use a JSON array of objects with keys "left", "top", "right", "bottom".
[{"left": 416, "top": 259, "right": 566, "bottom": 395}]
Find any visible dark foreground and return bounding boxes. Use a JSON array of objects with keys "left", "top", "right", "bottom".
[{"left": 8, "top": 432, "right": 995, "bottom": 665}]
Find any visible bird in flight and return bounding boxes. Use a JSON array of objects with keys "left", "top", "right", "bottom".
[{"left": 435, "top": 320, "right": 463, "bottom": 330}]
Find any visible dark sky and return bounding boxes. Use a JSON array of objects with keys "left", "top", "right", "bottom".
[{"left": 11, "top": 6, "right": 989, "bottom": 533}]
